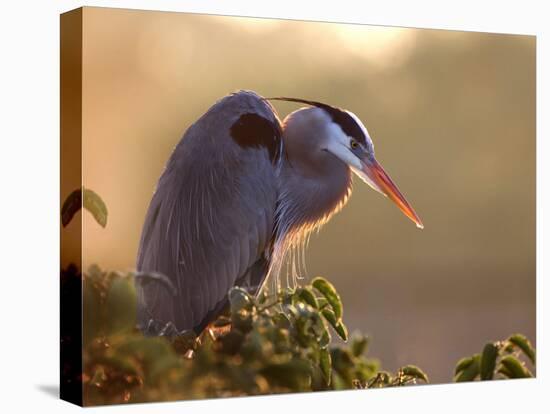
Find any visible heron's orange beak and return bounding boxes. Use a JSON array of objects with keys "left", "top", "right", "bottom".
[{"left": 359, "top": 159, "right": 424, "bottom": 229}]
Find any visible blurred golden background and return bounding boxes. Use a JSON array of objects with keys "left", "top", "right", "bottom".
[{"left": 75, "top": 7, "right": 535, "bottom": 383}]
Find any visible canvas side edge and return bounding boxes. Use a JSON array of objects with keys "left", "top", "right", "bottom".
[{"left": 60, "top": 7, "right": 83, "bottom": 407}]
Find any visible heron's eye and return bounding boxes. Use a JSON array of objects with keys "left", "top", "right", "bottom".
[{"left": 350, "top": 139, "right": 359, "bottom": 150}]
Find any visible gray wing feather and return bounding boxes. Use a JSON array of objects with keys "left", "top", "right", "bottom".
[{"left": 136, "top": 90, "right": 281, "bottom": 333}]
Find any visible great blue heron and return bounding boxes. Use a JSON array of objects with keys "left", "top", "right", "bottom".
[{"left": 136, "top": 90, "right": 423, "bottom": 335}]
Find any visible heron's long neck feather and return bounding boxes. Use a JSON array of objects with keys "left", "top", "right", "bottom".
[{"left": 265, "top": 156, "right": 353, "bottom": 292}]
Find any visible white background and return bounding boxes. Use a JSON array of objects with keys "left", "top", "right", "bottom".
[{"left": 0, "top": 0, "right": 547, "bottom": 412}]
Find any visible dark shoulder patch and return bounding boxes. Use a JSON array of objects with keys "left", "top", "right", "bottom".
[{"left": 230, "top": 113, "right": 282, "bottom": 163}]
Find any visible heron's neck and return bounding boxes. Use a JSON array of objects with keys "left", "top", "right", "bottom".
[
  {"left": 264, "top": 137, "right": 352, "bottom": 292},
  {"left": 275, "top": 152, "right": 353, "bottom": 244}
]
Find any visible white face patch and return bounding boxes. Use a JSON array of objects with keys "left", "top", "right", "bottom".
[
  {"left": 345, "top": 110, "right": 375, "bottom": 154},
  {"left": 324, "top": 120, "right": 362, "bottom": 170},
  {"left": 308, "top": 106, "right": 374, "bottom": 170}
]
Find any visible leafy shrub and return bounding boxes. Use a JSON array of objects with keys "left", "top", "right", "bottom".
[
  {"left": 454, "top": 334, "right": 535, "bottom": 381},
  {"left": 61, "top": 189, "right": 535, "bottom": 405},
  {"left": 77, "top": 266, "right": 435, "bottom": 405}
]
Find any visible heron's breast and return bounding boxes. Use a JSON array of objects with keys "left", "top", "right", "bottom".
[{"left": 276, "top": 162, "right": 352, "bottom": 238}]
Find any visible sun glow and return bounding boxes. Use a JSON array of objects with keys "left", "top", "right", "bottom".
[
  {"left": 221, "top": 15, "right": 281, "bottom": 33},
  {"left": 335, "top": 25, "right": 416, "bottom": 69}
]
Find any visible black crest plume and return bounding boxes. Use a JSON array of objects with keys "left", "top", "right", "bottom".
[{"left": 265, "top": 96, "right": 368, "bottom": 145}]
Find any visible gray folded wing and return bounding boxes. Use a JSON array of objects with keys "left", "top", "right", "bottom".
[{"left": 136, "top": 90, "right": 282, "bottom": 333}]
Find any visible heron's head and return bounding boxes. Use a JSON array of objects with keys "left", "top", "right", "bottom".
[{"left": 268, "top": 97, "right": 423, "bottom": 229}]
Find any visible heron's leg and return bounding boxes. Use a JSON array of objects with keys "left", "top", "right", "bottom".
[
  {"left": 196, "top": 320, "right": 231, "bottom": 344},
  {"left": 158, "top": 321, "right": 179, "bottom": 337},
  {"left": 142, "top": 318, "right": 163, "bottom": 336},
  {"left": 169, "top": 330, "right": 198, "bottom": 358},
  {"left": 209, "top": 323, "right": 232, "bottom": 338},
  {"left": 144, "top": 319, "right": 156, "bottom": 335}
]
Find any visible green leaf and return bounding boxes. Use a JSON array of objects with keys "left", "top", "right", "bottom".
[
  {"left": 508, "top": 334, "right": 536, "bottom": 365},
  {"left": 61, "top": 189, "right": 81, "bottom": 227},
  {"left": 499, "top": 355, "right": 530, "bottom": 378},
  {"left": 401, "top": 365, "right": 429, "bottom": 382},
  {"left": 308, "top": 311, "right": 330, "bottom": 348},
  {"left": 319, "top": 328, "right": 331, "bottom": 349},
  {"left": 502, "top": 343, "right": 515, "bottom": 354},
  {"left": 321, "top": 308, "right": 337, "bottom": 325},
  {"left": 371, "top": 371, "right": 392, "bottom": 387},
  {"left": 454, "top": 354, "right": 480, "bottom": 382},
  {"left": 480, "top": 343, "right": 499, "bottom": 380},
  {"left": 351, "top": 334, "right": 369, "bottom": 357},
  {"left": 335, "top": 321, "right": 348, "bottom": 342},
  {"left": 83, "top": 187, "right": 108, "bottom": 227},
  {"left": 312, "top": 277, "right": 343, "bottom": 319},
  {"left": 283, "top": 303, "right": 299, "bottom": 320},
  {"left": 61, "top": 187, "right": 109, "bottom": 228},
  {"left": 295, "top": 287, "right": 319, "bottom": 308},
  {"left": 319, "top": 348, "right": 332, "bottom": 386},
  {"left": 321, "top": 309, "right": 348, "bottom": 341},
  {"left": 105, "top": 276, "right": 137, "bottom": 334},
  {"left": 497, "top": 365, "right": 514, "bottom": 378},
  {"left": 228, "top": 287, "right": 253, "bottom": 313},
  {"left": 231, "top": 309, "right": 253, "bottom": 333},
  {"left": 455, "top": 356, "right": 474, "bottom": 375}
]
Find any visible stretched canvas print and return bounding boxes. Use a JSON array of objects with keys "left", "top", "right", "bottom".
[{"left": 60, "top": 6, "right": 536, "bottom": 406}]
